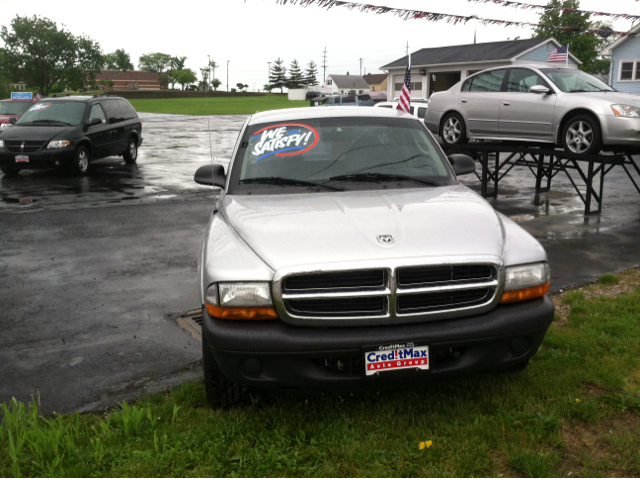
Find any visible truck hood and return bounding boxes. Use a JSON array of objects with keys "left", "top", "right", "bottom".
[{"left": 221, "top": 185, "right": 505, "bottom": 271}]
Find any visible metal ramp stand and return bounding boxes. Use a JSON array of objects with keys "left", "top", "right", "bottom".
[{"left": 444, "top": 143, "right": 640, "bottom": 215}]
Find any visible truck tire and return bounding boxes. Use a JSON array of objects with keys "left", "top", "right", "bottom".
[{"left": 202, "top": 335, "right": 247, "bottom": 408}]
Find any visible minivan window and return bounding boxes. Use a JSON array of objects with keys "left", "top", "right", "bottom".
[
  {"left": 342, "top": 96, "right": 356, "bottom": 104},
  {"left": 89, "top": 104, "right": 107, "bottom": 124},
  {"left": 117, "top": 99, "right": 137, "bottom": 120},
  {"left": 468, "top": 69, "right": 506, "bottom": 92},
  {"left": 357, "top": 95, "right": 371, "bottom": 101},
  {"left": 17, "top": 101, "right": 87, "bottom": 126},
  {"left": 100, "top": 100, "right": 124, "bottom": 124}
]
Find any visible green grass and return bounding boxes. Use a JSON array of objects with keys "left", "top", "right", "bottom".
[
  {"left": 2, "top": 274, "right": 640, "bottom": 477},
  {"left": 128, "top": 96, "right": 310, "bottom": 115}
]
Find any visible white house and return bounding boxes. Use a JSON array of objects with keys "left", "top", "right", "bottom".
[
  {"left": 601, "top": 23, "right": 640, "bottom": 95},
  {"left": 381, "top": 37, "right": 580, "bottom": 99},
  {"left": 322, "top": 74, "right": 370, "bottom": 95}
]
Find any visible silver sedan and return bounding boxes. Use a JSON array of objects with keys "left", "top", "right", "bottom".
[{"left": 425, "top": 64, "right": 640, "bottom": 155}]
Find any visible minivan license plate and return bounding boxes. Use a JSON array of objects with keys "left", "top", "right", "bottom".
[
  {"left": 365, "top": 344, "right": 429, "bottom": 376},
  {"left": 15, "top": 155, "right": 29, "bottom": 163}
]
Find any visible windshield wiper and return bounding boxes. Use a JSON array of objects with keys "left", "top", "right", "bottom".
[
  {"left": 238, "top": 176, "right": 345, "bottom": 191},
  {"left": 568, "top": 89, "right": 613, "bottom": 93},
  {"left": 31, "top": 119, "right": 72, "bottom": 126},
  {"left": 328, "top": 172, "right": 441, "bottom": 187}
]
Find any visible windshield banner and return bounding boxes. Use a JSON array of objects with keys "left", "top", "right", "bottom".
[{"left": 251, "top": 123, "right": 319, "bottom": 162}]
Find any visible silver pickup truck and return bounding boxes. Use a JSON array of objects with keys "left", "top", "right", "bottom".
[{"left": 194, "top": 107, "right": 554, "bottom": 408}]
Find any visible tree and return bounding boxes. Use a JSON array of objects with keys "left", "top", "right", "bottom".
[
  {"left": 173, "top": 68, "right": 197, "bottom": 90},
  {"left": 211, "top": 78, "right": 222, "bottom": 91},
  {"left": 0, "top": 48, "right": 11, "bottom": 99},
  {"left": 304, "top": 61, "right": 319, "bottom": 86},
  {"left": 138, "top": 52, "right": 172, "bottom": 73},
  {"left": 263, "top": 84, "right": 274, "bottom": 93},
  {"left": 236, "top": 82, "right": 249, "bottom": 92},
  {"left": 99, "top": 79, "right": 115, "bottom": 90},
  {"left": 104, "top": 49, "right": 133, "bottom": 71},
  {"left": 269, "top": 57, "right": 288, "bottom": 93},
  {"left": 533, "top": 0, "right": 611, "bottom": 74},
  {"left": 1, "top": 15, "right": 103, "bottom": 95},
  {"left": 287, "top": 59, "right": 305, "bottom": 89}
]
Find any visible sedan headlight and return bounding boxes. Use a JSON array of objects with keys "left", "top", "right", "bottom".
[
  {"left": 500, "top": 263, "right": 550, "bottom": 303},
  {"left": 205, "top": 282, "right": 277, "bottom": 320},
  {"left": 611, "top": 104, "right": 640, "bottom": 118},
  {"left": 0, "top": 139, "right": 3, "bottom": 148},
  {"left": 47, "top": 140, "right": 71, "bottom": 149},
  {"left": 0, "top": 123, "right": 10, "bottom": 131}
]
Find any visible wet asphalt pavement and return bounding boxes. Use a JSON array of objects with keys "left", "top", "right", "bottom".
[{"left": 2, "top": 112, "right": 640, "bottom": 414}]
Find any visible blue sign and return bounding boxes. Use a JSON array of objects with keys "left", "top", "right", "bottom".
[{"left": 11, "top": 92, "right": 33, "bottom": 100}]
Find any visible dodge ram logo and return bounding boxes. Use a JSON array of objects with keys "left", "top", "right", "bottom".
[{"left": 377, "top": 235, "right": 394, "bottom": 244}]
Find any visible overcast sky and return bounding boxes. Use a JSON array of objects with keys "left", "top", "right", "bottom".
[{"left": 0, "top": 0, "right": 637, "bottom": 90}]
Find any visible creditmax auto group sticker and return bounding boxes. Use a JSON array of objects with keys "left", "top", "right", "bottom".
[
  {"left": 250, "top": 123, "right": 318, "bottom": 162},
  {"left": 28, "top": 103, "right": 51, "bottom": 112},
  {"left": 365, "top": 342, "right": 429, "bottom": 376}
]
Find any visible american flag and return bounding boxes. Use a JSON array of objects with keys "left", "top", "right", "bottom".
[
  {"left": 35, "top": 88, "right": 42, "bottom": 101},
  {"left": 397, "top": 54, "right": 411, "bottom": 114},
  {"left": 548, "top": 44, "right": 569, "bottom": 63}
]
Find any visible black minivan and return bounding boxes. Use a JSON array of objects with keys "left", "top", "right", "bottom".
[{"left": 0, "top": 95, "right": 143, "bottom": 176}]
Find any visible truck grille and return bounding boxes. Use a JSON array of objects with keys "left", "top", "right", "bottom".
[
  {"left": 276, "top": 263, "right": 500, "bottom": 323},
  {"left": 5, "top": 141, "right": 46, "bottom": 153}
]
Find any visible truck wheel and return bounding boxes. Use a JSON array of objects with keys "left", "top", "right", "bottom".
[
  {"left": 440, "top": 112, "right": 468, "bottom": 147},
  {"left": 123, "top": 137, "right": 138, "bottom": 164},
  {"left": 561, "top": 114, "right": 602, "bottom": 155},
  {"left": 203, "top": 336, "right": 247, "bottom": 408},
  {"left": 1, "top": 166, "right": 20, "bottom": 176},
  {"left": 70, "top": 146, "right": 90, "bottom": 175}
]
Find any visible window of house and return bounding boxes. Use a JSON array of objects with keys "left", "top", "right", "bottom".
[
  {"left": 619, "top": 60, "right": 640, "bottom": 81},
  {"left": 411, "top": 81, "right": 422, "bottom": 91},
  {"left": 327, "top": 79, "right": 332, "bottom": 85}
]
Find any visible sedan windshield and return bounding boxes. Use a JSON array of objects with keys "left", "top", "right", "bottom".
[
  {"left": 0, "top": 102, "right": 33, "bottom": 116},
  {"left": 540, "top": 68, "right": 615, "bottom": 93},
  {"left": 229, "top": 116, "right": 455, "bottom": 193},
  {"left": 16, "top": 101, "right": 87, "bottom": 126}
]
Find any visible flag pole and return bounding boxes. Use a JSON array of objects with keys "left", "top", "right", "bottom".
[{"left": 566, "top": 43, "right": 569, "bottom": 67}]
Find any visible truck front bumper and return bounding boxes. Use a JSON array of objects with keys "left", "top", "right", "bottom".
[{"left": 202, "top": 295, "right": 554, "bottom": 391}]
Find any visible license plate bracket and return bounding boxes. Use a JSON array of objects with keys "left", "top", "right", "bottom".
[
  {"left": 15, "top": 155, "right": 29, "bottom": 163},
  {"left": 364, "top": 342, "right": 429, "bottom": 376}
]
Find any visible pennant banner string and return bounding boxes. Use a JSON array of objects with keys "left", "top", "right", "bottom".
[
  {"left": 274, "top": 0, "right": 633, "bottom": 37},
  {"left": 467, "top": 0, "right": 640, "bottom": 21}
]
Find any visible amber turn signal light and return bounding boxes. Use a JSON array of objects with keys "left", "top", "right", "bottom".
[
  {"left": 206, "top": 303, "right": 278, "bottom": 320},
  {"left": 500, "top": 283, "right": 550, "bottom": 304}
]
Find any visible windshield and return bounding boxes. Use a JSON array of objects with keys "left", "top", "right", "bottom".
[
  {"left": 228, "top": 116, "right": 455, "bottom": 194},
  {"left": 540, "top": 68, "right": 615, "bottom": 93},
  {"left": 16, "top": 101, "right": 87, "bottom": 126},
  {"left": 0, "top": 102, "right": 34, "bottom": 116}
]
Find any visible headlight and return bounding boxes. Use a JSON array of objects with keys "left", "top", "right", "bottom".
[
  {"left": 0, "top": 123, "right": 10, "bottom": 130},
  {"left": 500, "top": 263, "right": 550, "bottom": 303},
  {"left": 47, "top": 140, "right": 71, "bottom": 149},
  {"left": 205, "top": 282, "right": 277, "bottom": 320},
  {"left": 611, "top": 104, "right": 640, "bottom": 118},
  {"left": 0, "top": 140, "right": 3, "bottom": 148}
]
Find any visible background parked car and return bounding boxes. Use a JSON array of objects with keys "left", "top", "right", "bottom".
[
  {"left": 316, "top": 94, "right": 374, "bottom": 107},
  {"left": 425, "top": 65, "right": 640, "bottom": 155},
  {"left": 0, "top": 95, "right": 142, "bottom": 176},
  {"left": 0, "top": 98, "right": 37, "bottom": 130},
  {"left": 374, "top": 101, "right": 428, "bottom": 120},
  {"left": 305, "top": 91, "right": 323, "bottom": 101}
]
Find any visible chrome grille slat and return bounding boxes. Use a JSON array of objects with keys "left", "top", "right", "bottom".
[
  {"left": 284, "top": 269, "right": 385, "bottom": 291},
  {"left": 397, "top": 288, "right": 491, "bottom": 313},
  {"left": 5, "top": 141, "right": 46, "bottom": 153}
]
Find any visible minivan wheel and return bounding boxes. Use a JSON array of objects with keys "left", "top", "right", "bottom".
[
  {"left": 123, "top": 137, "right": 138, "bottom": 164},
  {"left": 561, "top": 114, "right": 602, "bottom": 155},
  {"left": 203, "top": 334, "right": 248, "bottom": 408},
  {"left": 440, "top": 112, "right": 468, "bottom": 146},
  {"left": 1, "top": 166, "right": 20, "bottom": 176},
  {"left": 71, "top": 146, "right": 90, "bottom": 175}
]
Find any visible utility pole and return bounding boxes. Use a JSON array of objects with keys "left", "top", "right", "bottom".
[
  {"left": 322, "top": 47, "right": 327, "bottom": 84},
  {"left": 267, "top": 61, "right": 271, "bottom": 87},
  {"left": 207, "top": 55, "right": 211, "bottom": 92},
  {"left": 359, "top": 58, "right": 363, "bottom": 76},
  {"left": 227, "top": 60, "right": 230, "bottom": 92}
]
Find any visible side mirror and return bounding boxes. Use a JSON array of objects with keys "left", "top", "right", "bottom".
[
  {"left": 529, "top": 85, "right": 550, "bottom": 95},
  {"left": 87, "top": 118, "right": 102, "bottom": 127},
  {"left": 9, "top": 117, "right": 17, "bottom": 125},
  {"left": 448, "top": 154, "right": 476, "bottom": 176},
  {"left": 195, "top": 163, "right": 226, "bottom": 188}
]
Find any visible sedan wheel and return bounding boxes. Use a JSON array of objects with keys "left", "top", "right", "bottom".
[
  {"left": 440, "top": 113, "right": 468, "bottom": 146},
  {"left": 562, "top": 115, "right": 602, "bottom": 156}
]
